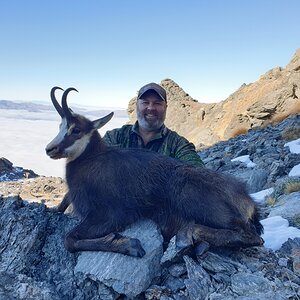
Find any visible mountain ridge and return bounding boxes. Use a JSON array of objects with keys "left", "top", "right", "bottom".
[
  {"left": 128, "top": 48, "right": 300, "bottom": 148},
  {"left": 0, "top": 99, "right": 128, "bottom": 118}
]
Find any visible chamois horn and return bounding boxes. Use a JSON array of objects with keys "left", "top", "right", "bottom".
[
  {"left": 50, "top": 87, "right": 65, "bottom": 118},
  {"left": 61, "top": 87, "right": 78, "bottom": 120}
]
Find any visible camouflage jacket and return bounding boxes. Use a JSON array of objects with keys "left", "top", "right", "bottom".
[{"left": 103, "top": 122, "right": 204, "bottom": 166}]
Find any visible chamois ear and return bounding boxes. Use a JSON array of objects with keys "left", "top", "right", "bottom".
[{"left": 92, "top": 112, "right": 114, "bottom": 129}]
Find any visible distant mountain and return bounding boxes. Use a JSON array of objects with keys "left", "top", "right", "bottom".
[
  {"left": 0, "top": 99, "right": 128, "bottom": 118},
  {"left": 83, "top": 109, "right": 128, "bottom": 118},
  {"left": 0, "top": 100, "right": 53, "bottom": 112}
]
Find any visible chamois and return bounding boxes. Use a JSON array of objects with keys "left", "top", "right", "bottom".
[{"left": 46, "top": 87, "right": 264, "bottom": 257}]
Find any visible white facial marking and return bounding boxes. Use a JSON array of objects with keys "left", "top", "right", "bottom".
[
  {"left": 66, "top": 133, "right": 93, "bottom": 162},
  {"left": 46, "top": 118, "right": 68, "bottom": 150}
]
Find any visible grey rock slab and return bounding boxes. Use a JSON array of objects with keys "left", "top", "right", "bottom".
[
  {"left": 163, "top": 276, "right": 186, "bottom": 293},
  {"left": 144, "top": 285, "right": 172, "bottom": 300},
  {"left": 211, "top": 292, "right": 289, "bottom": 300},
  {"left": 231, "top": 272, "right": 274, "bottom": 296},
  {"left": 183, "top": 256, "right": 211, "bottom": 300},
  {"left": 268, "top": 192, "right": 300, "bottom": 220},
  {"left": 0, "top": 196, "right": 49, "bottom": 273},
  {"left": 75, "top": 219, "right": 163, "bottom": 298},
  {"left": 198, "top": 252, "right": 244, "bottom": 275},
  {"left": 168, "top": 263, "right": 187, "bottom": 278},
  {"left": 246, "top": 169, "right": 268, "bottom": 193}
]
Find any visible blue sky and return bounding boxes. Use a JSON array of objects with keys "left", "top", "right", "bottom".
[{"left": 0, "top": 0, "right": 299, "bottom": 108}]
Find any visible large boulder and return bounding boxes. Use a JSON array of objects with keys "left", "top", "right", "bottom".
[
  {"left": 75, "top": 220, "right": 163, "bottom": 298},
  {"left": 0, "top": 196, "right": 164, "bottom": 299}
]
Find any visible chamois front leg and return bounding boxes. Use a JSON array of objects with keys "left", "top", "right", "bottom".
[
  {"left": 64, "top": 217, "right": 146, "bottom": 257},
  {"left": 175, "top": 222, "right": 195, "bottom": 249},
  {"left": 56, "top": 192, "right": 71, "bottom": 213},
  {"left": 66, "top": 233, "right": 146, "bottom": 257},
  {"left": 192, "top": 224, "right": 264, "bottom": 249}
]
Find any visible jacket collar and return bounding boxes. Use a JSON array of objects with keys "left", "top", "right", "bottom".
[{"left": 131, "top": 121, "right": 168, "bottom": 140}]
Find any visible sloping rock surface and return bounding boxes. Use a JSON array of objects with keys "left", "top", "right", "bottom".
[
  {"left": 1, "top": 195, "right": 300, "bottom": 299},
  {"left": 0, "top": 175, "right": 66, "bottom": 207},
  {"left": 75, "top": 220, "right": 163, "bottom": 298}
]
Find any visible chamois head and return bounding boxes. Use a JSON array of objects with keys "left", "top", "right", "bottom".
[{"left": 46, "top": 87, "right": 113, "bottom": 161}]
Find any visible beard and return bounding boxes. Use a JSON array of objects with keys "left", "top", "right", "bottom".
[{"left": 137, "top": 109, "right": 166, "bottom": 132}]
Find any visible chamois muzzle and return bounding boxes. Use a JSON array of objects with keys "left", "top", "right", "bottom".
[{"left": 46, "top": 145, "right": 61, "bottom": 159}]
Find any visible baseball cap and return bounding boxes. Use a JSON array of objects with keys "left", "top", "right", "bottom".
[{"left": 137, "top": 82, "right": 167, "bottom": 102}]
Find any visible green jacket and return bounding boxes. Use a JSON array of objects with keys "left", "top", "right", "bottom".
[{"left": 103, "top": 122, "right": 204, "bottom": 166}]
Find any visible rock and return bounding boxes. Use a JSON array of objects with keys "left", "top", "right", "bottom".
[
  {"left": 144, "top": 285, "right": 172, "bottom": 300},
  {"left": 0, "top": 157, "right": 13, "bottom": 172},
  {"left": 278, "top": 238, "right": 300, "bottom": 275},
  {"left": 168, "top": 263, "right": 187, "bottom": 278},
  {"left": 75, "top": 220, "right": 163, "bottom": 298},
  {"left": 284, "top": 152, "right": 300, "bottom": 169},
  {"left": 0, "top": 196, "right": 81, "bottom": 299},
  {"left": 246, "top": 169, "right": 269, "bottom": 193},
  {"left": 0, "top": 157, "right": 38, "bottom": 181},
  {"left": 198, "top": 252, "right": 243, "bottom": 275},
  {"left": 0, "top": 176, "right": 67, "bottom": 208},
  {"left": 224, "top": 168, "right": 268, "bottom": 193},
  {"left": 268, "top": 192, "right": 300, "bottom": 222},
  {"left": 183, "top": 256, "right": 212, "bottom": 300},
  {"left": 268, "top": 160, "right": 286, "bottom": 181},
  {"left": 230, "top": 272, "right": 274, "bottom": 296},
  {"left": 0, "top": 196, "right": 163, "bottom": 299},
  {"left": 163, "top": 276, "right": 185, "bottom": 293},
  {"left": 161, "top": 237, "right": 183, "bottom": 267}
]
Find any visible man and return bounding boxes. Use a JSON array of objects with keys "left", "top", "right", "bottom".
[{"left": 103, "top": 82, "right": 203, "bottom": 166}]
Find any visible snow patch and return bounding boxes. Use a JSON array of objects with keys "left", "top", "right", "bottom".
[
  {"left": 250, "top": 188, "right": 274, "bottom": 203},
  {"left": 284, "top": 138, "right": 300, "bottom": 154},
  {"left": 231, "top": 155, "right": 256, "bottom": 168},
  {"left": 288, "top": 163, "right": 300, "bottom": 177},
  {"left": 261, "top": 216, "right": 300, "bottom": 251}
]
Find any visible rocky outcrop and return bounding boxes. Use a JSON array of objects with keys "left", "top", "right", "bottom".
[
  {"left": 0, "top": 157, "right": 38, "bottom": 181},
  {"left": 0, "top": 175, "right": 66, "bottom": 207},
  {"left": 200, "top": 114, "right": 300, "bottom": 190},
  {"left": 0, "top": 194, "right": 300, "bottom": 299},
  {"left": 75, "top": 220, "right": 163, "bottom": 298},
  {"left": 0, "top": 113, "right": 300, "bottom": 299},
  {"left": 128, "top": 49, "right": 300, "bottom": 148}
]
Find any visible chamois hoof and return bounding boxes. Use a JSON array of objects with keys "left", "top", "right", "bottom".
[
  {"left": 128, "top": 238, "right": 146, "bottom": 258},
  {"left": 175, "top": 236, "right": 193, "bottom": 250},
  {"left": 175, "top": 223, "right": 194, "bottom": 250},
  {"left": 255, "top": 236, "right": 264, "bottom": 246},
  {"left": 64, "top": 236, "right": 77, "bottom": 253},
  {"left": 242, "top": 232, "right": 265, "bottom": 247},
  {"left": 175, "top": 233, "right": 194, "bottom": 250},
  {"left": 195, "top": 241, "right": 210, "bottom": 257},
  {"left": 174, "top": 235, "right": 194, "bottom": 259}
]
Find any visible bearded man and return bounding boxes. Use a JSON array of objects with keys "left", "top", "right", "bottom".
[{"left": 103, "top": 82, "right": 203, "bottom": 166}]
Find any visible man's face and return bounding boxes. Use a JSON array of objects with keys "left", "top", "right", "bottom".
[{"left": 136, "top": 92, "right": 167, "bottom": 132}]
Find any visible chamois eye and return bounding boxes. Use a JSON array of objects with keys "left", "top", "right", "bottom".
[{"left": 72, "top": 127, "right": 81, "bottom": 135}]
